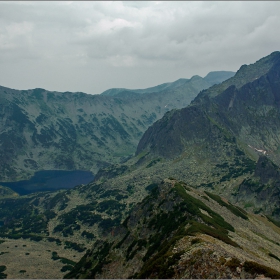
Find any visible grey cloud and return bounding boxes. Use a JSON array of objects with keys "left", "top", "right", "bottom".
[
  {"left": 0, "top": 1, "right": 280, "bottom": 94},
  {"left": 77, "top": 2, "right": 280, "bottom": 63}
]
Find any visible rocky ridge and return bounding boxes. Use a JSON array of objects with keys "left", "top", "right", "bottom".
[
  {"left": 132, "top": 51, "right": 280, "bottom": 220},
  {"left": 65, "top": 179, "right": 280, "bottom": 279}
]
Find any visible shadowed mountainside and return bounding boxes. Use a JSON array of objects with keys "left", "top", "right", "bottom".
[
  {"left": 65, "top": 179, "right": 280, "bottom": 279},
  {"left": 132, "top": 51, "right": 280, "bottom": 219}
]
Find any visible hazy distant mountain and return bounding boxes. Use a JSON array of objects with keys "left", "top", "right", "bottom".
[
  {"left": 0, "top": 71, "right": 234, "bottom": 181},
  {"left": 100, "top": 71, "right": 235, "bottom": 97}
]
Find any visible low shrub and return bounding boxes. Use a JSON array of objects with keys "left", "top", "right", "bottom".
[{"left": 244, "top": 261, "right": 280, "bottom": 278}]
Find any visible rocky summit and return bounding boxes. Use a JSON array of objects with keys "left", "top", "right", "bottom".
[{"left": 0, "top": 52, "right": 280, "bottom": 279}]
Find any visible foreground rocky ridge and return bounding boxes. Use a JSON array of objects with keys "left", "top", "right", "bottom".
[{"left": 65, "top": 179, "right": 280, "bottom": 279}]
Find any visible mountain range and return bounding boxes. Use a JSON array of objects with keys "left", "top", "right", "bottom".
[
  {"left": 0, "top": 71, "right": 234, "bottom": 181},
  {"left": 0, "top": 52, "right": 280, "bottom": 279}
]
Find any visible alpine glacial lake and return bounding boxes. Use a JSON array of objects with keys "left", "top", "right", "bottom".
[{"left": 0, "top": 170, "right": 94, "bottom": 195}]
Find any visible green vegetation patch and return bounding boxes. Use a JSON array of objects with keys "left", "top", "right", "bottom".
[
  {"left": 186, "top": 221, "right": 239, "bottom": 248},
  {"left": 0, "top": 265, "right": 7, "bottom": 279},
  {"left": 114, "top": 231, "right": 130, "bottom": 249},
  {"left": 244, "top": 261, "right": 280, "bottom": 279},
  {"left": 138, "top": 225, "right": 187, "bottom": 278},
  {"left": 47, "top": 237, "right": 62, "bottom": 245},
  {"left": 66, "top": 241, "right": 113, "bottom": 279},
  {"left": 0, "top": 197, "right": 52, "bottom": 235},
  {"left": 145, "top": 183, "right": 158, "bottom": 192},
  {"left": 226, "top": 257, "right": 241, "bottom": 270},
  {"left": 217, "top": 157, "right": 256, "bottom": 183},
  {"left": 61, "top": 265, "right": 73, "bottom": 272},
  {"left": 138, "top": 251, "right": 182, "bottom": 279},
  {"left": 99, "top": 189, "right": 128, "bottom": 200},
  {"left": 96, "top": 200, "right": 125, "bottom": 215},
  {"left": 173, "top": 183, "right": 239, "bottom": 247},
  {"left": 56, "top": 203, "right": 101, "bottom": 229},
  {"left": 52, "top": 251, "right": 76, "bottom": 266},
  {"left": 174, "top": 183, "right": 235, "bottom": 231},
  {"left": 0, "top": 233, "right": 45, "bottom": 241},
  {"left": 241, "top": 178, "right": 265, "bottom": 193},
  {"left": 126, "top": 240, "right": 138, "bottom": 260},
  {"left": 266, "top": 215, "right": 280, "bottom": 228},
  {"left": 191, "top": 238, "right": 202, "bottom": 245},
  {"left": 64, "top": 241, "right": 85, "bottom": 252},
  {"left": 141, "top": 182, "right": 239, "bottom": 275},
  {"left": 53, "top": 223, "right": 80, "bottom": 237},
  {"left": 204, "top": 191, "right": 248, "bottom": 220},
  {"left": 146, "top": 159, "right": 161, "bottom": 168},
  {"left": 46, "top": 192, "right": 69, "bottom": 211},
  {"left": 81, "top": 230, "right": 95, "bottom": 240},
  {"left": 269, "top": 252, "right": 280, "bottom": 262},
  {"left": 99, "top": 218, "right": 121, "bottom": 232}
]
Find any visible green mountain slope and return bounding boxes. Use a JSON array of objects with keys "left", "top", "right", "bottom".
[
  {"left": 65, "top": 179, "right": 280, "bottom": 279},
  {"left": 1, "top": 177, "right": 279, "bottom": 279},
  {"left": 0, "top": 71, "right": 233, "bottom": 182},
  {"left": 101, "top": 71, "right": 235, "bottom": 97}
]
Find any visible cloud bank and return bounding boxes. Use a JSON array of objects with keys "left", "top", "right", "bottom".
[{"left": 0, "top": 1, "right": 279, "bottom": 94}]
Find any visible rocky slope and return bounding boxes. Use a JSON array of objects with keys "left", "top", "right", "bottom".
[
  {"left": 233, "top": 156, "right": 280, "bottom": 218},
  {"left": 65, "top": 179, "right": 280, "bottom": 279},
  {"left": 137, "top": 51, "right": 280, "bottom": 161},
  {"left": 0, "top": 71, "right": 234, "bottom": 181},
  {"left": 133, "top": 51, "right": 280, "bottom": 220}
]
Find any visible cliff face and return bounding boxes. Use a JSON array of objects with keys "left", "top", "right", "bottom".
[
  {"left": 133, "top": 51, "right": 280, "bottom": 220},
  {"left": 234, "top": 156, "right": 280, "bottom": 217},
  {"left": 137, "top": 51, "right": 280, "bottom": 163}
]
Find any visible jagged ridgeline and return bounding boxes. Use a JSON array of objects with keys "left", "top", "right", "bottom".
[
  {"left": 0, "top": 71, "right": 234, "bottom": 181},
  {"left": 134, "top": 51, "right": 280, "bottom": 220}
]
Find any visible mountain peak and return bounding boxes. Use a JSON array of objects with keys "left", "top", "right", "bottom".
[
  {"left": 189, "top": 75, "right": 203, "bottom": 81},
  {"left": 194, "top": 51, "right": 280, "bottom": 102},
  {"left": 204, "top": 71, "right": 235, "bottom": 84}
]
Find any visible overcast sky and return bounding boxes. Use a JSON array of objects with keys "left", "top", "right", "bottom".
[{"left": 0, "top": 1, "right": 280, "bottom": 95}]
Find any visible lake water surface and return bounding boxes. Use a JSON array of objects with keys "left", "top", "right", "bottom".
[{"left": 0, "top": 170, "right": 94, "bottom": 195}]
